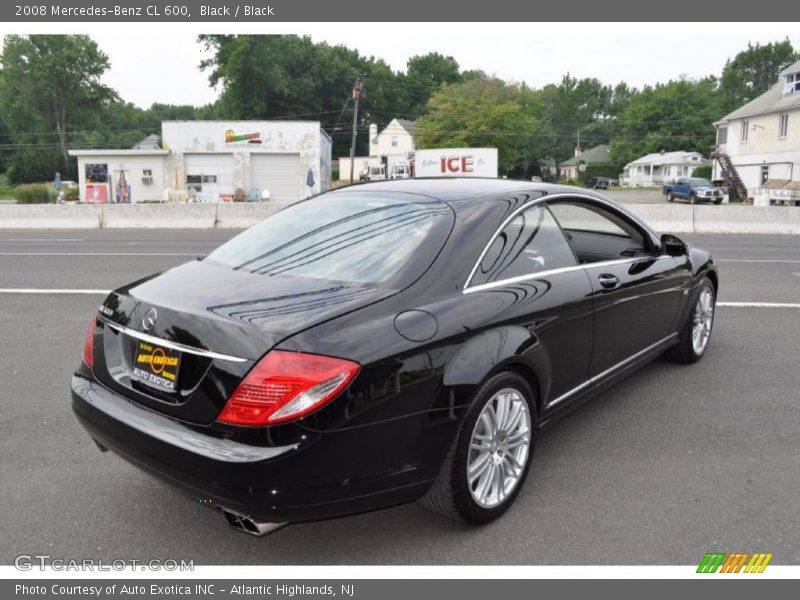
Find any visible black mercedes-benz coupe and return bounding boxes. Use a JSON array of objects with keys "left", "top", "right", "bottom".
[{"left": 72, "top": 179, "right": 718, "bottom": 535}]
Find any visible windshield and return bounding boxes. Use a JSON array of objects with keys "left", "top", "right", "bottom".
[
  {"left": 206, "top": 193, "right": 452, "bottom": 286},
  {"left": 690, "top": 178, "right": 712, "bottom": 186}
]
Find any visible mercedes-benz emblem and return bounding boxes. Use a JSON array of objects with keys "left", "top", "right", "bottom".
[{"left": 142, "top": 308, "right": 158, "bottom": 332}]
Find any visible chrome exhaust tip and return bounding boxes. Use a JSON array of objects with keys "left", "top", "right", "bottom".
[{"left": 220, "top": 508, "right": 287, "bottom": 536}]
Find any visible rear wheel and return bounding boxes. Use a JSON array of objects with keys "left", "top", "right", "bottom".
[
  {"left": 418, "top": 371, "right": 535, "bottom": 524},
  {"left": 667, "top": 278, "right": 715, "bottom": 364},
  {"left": 667, "top": 192, "right": 674, "bottom": 202}
]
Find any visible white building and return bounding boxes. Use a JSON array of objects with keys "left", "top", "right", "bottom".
[
  {"left": 69, "top": 120, "right": 332, "bottom": 204},
  {"left": 338, "top": 118, "right": 416, "bottom": 181},
  {"left": 712, "top": 59, "right": 800, "bottom": 203},
  {"left": 622, "top": 151, "right": 710, "bottom": 187}
]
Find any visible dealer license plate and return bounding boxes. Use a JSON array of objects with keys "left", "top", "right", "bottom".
[{"left": 132, "top": 341, "right": 181, "bottom": 393}]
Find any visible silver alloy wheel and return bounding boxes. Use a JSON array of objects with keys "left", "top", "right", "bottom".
[
  {"left": 692, "top": 287, "right": 714, "bottom": 355},
  {"left": 467, "top": 388, "right": 531, "bottom": 509}
]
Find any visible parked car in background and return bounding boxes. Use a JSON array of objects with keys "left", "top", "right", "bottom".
[
  {"left": 586, "top": 177, "right": 611, "bottom": 190},
  {"left": 73, "top": 179, "right": 718, "bottom": 535},
  {"left": 663, "top": 178, "right": 724, "bottom": 204},
  {"left": 367, "top": 165, "right": 387, "bottom": 181},
  {"left": 390, "top": 163, "right": 410, "bottom": 179}
]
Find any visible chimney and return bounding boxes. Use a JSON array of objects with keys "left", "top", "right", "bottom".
[
  {"left": 574, "top": 146, "right": 582, "bottom": 158},
  {"left": 369, "top": 123, "right": 378, "bottom": 143}
]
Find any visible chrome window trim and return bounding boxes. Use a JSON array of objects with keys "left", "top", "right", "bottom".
[
  {"left": 462, "top": 257, "right": 643, "bottom": 294},
  {"left": 98, "top": 316, "right": 248, "bottom": 363},
  {"left": 462, "top": 191, "right": 659, "bottom": 292},
  {"left": 546, "top": 333, "right": 678, "bottom": 409}
]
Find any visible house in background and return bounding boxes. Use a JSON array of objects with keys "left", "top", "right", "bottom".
[
  {"left": 338, "top": 118, "right": 416, "bottom": 181},
  {"left": 713, "top": 59, "right": 800, "bottom": 204},
  {"left": 621, "top": 150, "right": 710, "bottom": 187},
  {"left": 557, "top": 145, "right": 610, "bottom": 180}
]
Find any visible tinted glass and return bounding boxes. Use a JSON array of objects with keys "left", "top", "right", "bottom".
[
  {"left": 206, "top": 194, "right": 449, "bottom": 286},
  {"left": 470, "top": 205, "right": 577, "bottom": 286},
  {"left": 690, "top": 178, "right": 712, "bottom": 186}
]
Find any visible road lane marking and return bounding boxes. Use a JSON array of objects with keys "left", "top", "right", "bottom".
[
  {"left": 0, "top": 288, "right": 110, "bottom": 295},
  {"left": 718, "top": 259, "right": 800, "bottom": 264},
  {"left": 0, "top": 238, "right": 86, "bottom": 242},
  {"left": 717, "top": 302, "right": 800, "bottom": 308},
  {"left": 0, "top": 252, "right": 198, "bottom": 256}
]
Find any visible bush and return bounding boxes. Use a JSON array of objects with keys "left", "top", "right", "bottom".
[
  {"left": 14, "top": 183, "right": 56, "bottom": 204},
  {"left": 692, "top": 166, "right": 712, "bottom": 179},
  {"left": 64, "top": 187, "right": 80, "bottom": 202}
]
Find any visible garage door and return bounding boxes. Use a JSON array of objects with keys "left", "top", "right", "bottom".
[
  {"left": 184, "top": 154, "right": 235, "bottom": 200},
  {"left": 250, "top": 154, "right": 302, "bottom": 202}
]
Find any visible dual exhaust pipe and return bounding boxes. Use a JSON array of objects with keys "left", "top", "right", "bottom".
[{"left": 220, "top": 508, "right": 286, "bottom": 536}]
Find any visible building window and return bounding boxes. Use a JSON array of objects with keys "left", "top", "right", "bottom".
[
  {"left": 391, "top": 136, "right": 398, "bottom": 147},
  {"left": 85, "top": 164, "right": 108, "bottom": 183},
  {"left": 760, "top": 165, "right": 769, "bottom": 185},
  {"left": 741, "top": 120, "right": 749, "bottom": 142},
  {"left": 779, "top": 113, "right": 789, "bottom": 139},
  {"left": 637, "top": 165, "right": 643, "bottom": 174},
  {"left": 785, "top": 72, "right": 800, "bottom": 94},
  {"left": 717, "top": 127, "right": 728, "bottom": 145},
  {"left": 663, "top": 166, "right": 670, "bottom": 176}
]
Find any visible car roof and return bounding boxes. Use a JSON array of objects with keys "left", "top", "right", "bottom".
[{"left": 327, "top": 177, "right": 608, "bottom": 206}]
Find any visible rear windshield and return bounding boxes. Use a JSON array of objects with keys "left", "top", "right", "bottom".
[{"left": 206, "top": 193, "right": 452, "bottom": 286}]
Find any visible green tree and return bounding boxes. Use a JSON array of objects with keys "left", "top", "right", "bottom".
[
  {"left": 198, "top": 34, "right": 403, "bottom": 156},
  {"left": 397, "top": 53, "right": 462, "bottom": 118},
  {"left": 540, "top": 75, "right": 623, "bottom": 164},
  {"left": 610, "top": 77, "right": 723, "bottom": 166},
  {"left": 0, "top": 35, "right": 117, "bottom": 171},
  {"left": 719, "top": 40, "right": 799, "bottom": 110},
  {"left": 415, "top": 77, "right": 546, "bottom": 174}
]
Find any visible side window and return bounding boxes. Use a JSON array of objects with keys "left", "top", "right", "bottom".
[
  {"left": 548, "top": 201, "right": 650, "bottom": 263},
  {"left": 470, "top": 204, "right": 577, "bottom": 287}
]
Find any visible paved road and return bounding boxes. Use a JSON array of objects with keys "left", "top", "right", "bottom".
[{"left": 1, "top": 230, "right": 798, "bottom": 565}]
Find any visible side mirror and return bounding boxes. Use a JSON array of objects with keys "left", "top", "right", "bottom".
[{"left": 661, "top": 234, "right": 687, "bottom": 257}]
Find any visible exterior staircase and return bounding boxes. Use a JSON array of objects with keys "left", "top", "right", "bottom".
[{"left": 712, "top": 151, "right": 749, "bottom": 202}]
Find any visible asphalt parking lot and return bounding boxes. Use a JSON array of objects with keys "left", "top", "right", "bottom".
[{"left": 1, "top": 229, "right": 799, "bottom": 565}]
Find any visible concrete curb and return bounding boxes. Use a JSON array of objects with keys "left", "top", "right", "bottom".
[{"left": 1, "top": 202, "right": 799, "bottom": 234}]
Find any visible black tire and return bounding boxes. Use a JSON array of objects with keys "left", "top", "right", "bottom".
[
  {"left": 689, "top": 194, "right": 697, "bottom": 205},
  {"left": 418, "top": 371, "right": 537, "bottom": 524},
  {"left": 667, "top": 277, "right": 715, "bottom": 364},
  {"left": 714, "top": 198, "right": 723, "bottom": 205},
  {"left": 667, "top": 192, "right": 674, "bottom": 202}
]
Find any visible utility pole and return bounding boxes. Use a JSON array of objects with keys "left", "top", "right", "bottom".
[{"left": 349, "top": 76, "right": 365, "bottom": 184}]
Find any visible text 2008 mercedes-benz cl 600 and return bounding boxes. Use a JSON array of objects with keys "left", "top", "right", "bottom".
[{"left": 72, "top": 179, "right": 718, "bottom": 535}]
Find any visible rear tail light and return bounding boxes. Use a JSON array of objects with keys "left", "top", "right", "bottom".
[
  {"left": 83, "top": 315, "right": 96, "bottom": 368},
  {"left": 217, "top": 351, "right": 360, "bottom": 426}
]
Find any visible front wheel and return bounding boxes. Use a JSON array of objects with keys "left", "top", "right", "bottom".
[
  {"left": 418, "top": 371, "right": 536, "bottom": 524},
  {"left": 667, "top": 278, "right": 715, "bottom": 364},
  {"left": 689, "top": 194, "right": 698, "bottom": 205}
]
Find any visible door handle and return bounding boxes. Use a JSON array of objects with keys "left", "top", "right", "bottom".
[{"left": 598, "top": 273, "right": 619, "bottom": 289}]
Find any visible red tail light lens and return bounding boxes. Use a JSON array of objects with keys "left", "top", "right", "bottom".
[
  {"left": 217, "top": 351, "right": 360, "bottom": 426},
  {"left": 83, "top": 315, "right": 96, "bottom": 368}
]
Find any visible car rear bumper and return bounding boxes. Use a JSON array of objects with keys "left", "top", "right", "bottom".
[{"left": 71, "top": 374, "right": 435, "bottom": 522}]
